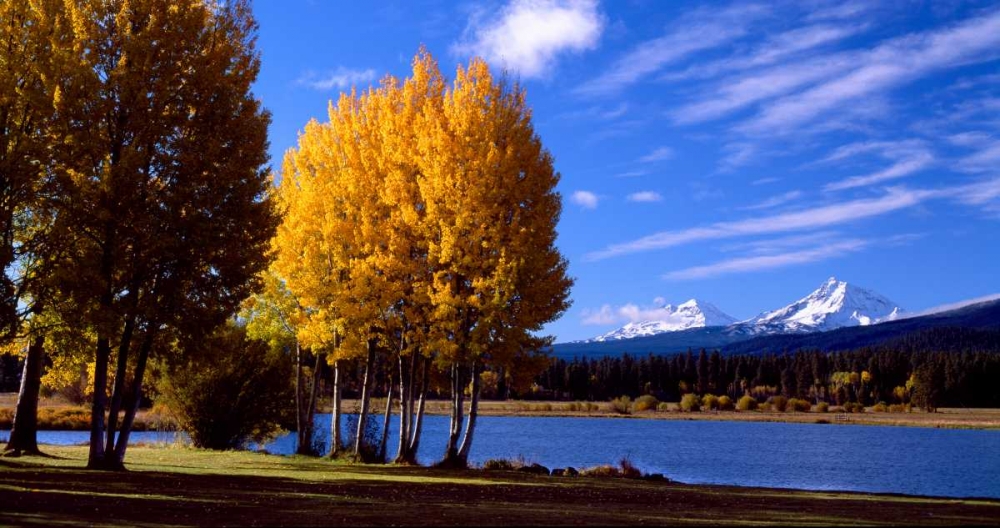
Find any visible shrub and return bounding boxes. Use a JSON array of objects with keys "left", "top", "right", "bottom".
[
  {"left": 815, "top": 402, "right": 830, "bottom": 413},
  {"left": 736, "top": 395, "right": 757, "bottom": 411},
  {"left": 680, "top": 393, "right": 701, "bottom": 412},
  {"left": 758, "top": 402, "right": 771, "bottom": 412},
  {"left": 157, "top": 323, "right": 294, "bottom": 450},
  {"left": 872, "top": 401, "right": 888, "bottom": 413},
  {"left": 787, "top": 398, "right": 811, "bottom": 412},
  {"left": 701, "top": 394, "right": 719, "bottom": 411},
  {"left": 768, "top": 395, "right": 788, "bottom": 413},
  {"left": 580, "top": 457, "right": 644, "bottom": 480},
  {"left": 634, "top": 394, "right": 659, "bottom": 412},
  {"left": 610, "top": 395, "right": 632, "bottom": 415},
  {"left": 889, "top": 403, "right": 906, "bottom": 413},
  {"left": 844, "top": 402, "right": 865, "bottom": 413},
  {"left": 618, "top": 457, "right": 642, "bottom": 479},
  {"left": 482, "top": 458, "right": 519, "bottom": 471},
  {"left": 717, "top": 395, "right": 734, "bottom": 411},
  {"left": 656, "top": 402, "right": 670, "bottom": 412},
  {"left": 580, "top": 464, "right": 620, "bottom": 478}
]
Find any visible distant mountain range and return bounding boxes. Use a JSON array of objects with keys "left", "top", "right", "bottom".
[
  {"left": 586, "top": 299, "right": 736, "bottom": 342},
  {"left": 553, "top": 278, "right": 999, "bottom": 360}
]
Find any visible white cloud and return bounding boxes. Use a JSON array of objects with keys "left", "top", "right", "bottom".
[
  {"left": 586, "top": 187, "right": 934, "bottom": 260},
  {"left": 570, "top": 190, "right": 599, "bottom": 209},
  {"left": 587, "top": 177, "right": 1000, "bottom": 261},
  {"left": 580, "top": 304, "right": 618, "bottom": 325},
  {"left": 740, "top": 9, "right": 1000, "bottom": 134},
  {"left": 819, "top": 140, "right": 934, "bottom": 191},
  {"left": 738, "top": 190, "right": 803, "bottom": 210},
  {"left": 806, "top": 1, "right": 873, "bottom": 22},
  {"left": 672, "top": 55, "right": 854, "bottom": 124},
  {"left": 614, "top": 170, "right": 648, "bottom": 178},
  {"left": 666, "top": 23, "right": 866, "bottom": 82},
  {"left": 664, "top": 239, "right": 868, "bottom": 280},
  {"left": 752, "top": 177, "right": 780, "bottom": 185},
  {"left": 581, "top": 300, "right": 694, "bottom": 326},
  {"left": 717, "top": 142, "right": 758, "bottom": 171},
  {"left": 959, "top": 141, "right": 1000, "bottom": 173},
  {"left": 575, "top": 3, "right": 770, "bottom": 97},
  {"left": 454, "top": 0, "right": 603, "bottom": 79},
  {"left": 719, "top": 231, "right": 841, "bottom": 254},
  {"left": 297, "top": 67, "right": 378, "bottom": 91},
  {"left": 627, "top": 191, "right": 663, "bottom": 203},
  {"left": 638, "top": 146, "right": 673, "bottom": 163}
]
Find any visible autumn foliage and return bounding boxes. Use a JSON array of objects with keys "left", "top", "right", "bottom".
[{"left": 272, "top": 50, "right": 572, "bottom": 466}]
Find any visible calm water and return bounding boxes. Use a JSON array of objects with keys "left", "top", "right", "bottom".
[{"left": 5, "top": 416, "right": 999, "bottom": 499}]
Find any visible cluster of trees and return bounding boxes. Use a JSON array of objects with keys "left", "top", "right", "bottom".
[
  {"left": 1, "top": 0, "right": 278, "bottom": 468},
  {"left": 536, "top": 341, "right": 1000, "bottom": 411},
  {"left": 3, "top": 15, "right": 570, "bottom": 469},
  {"left": 247, "top": 50, "right": 571, "bottom": 467}
]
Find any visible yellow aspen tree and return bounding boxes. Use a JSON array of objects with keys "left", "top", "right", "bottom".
[
  {"left": 44, "top": 0, "right": 277, "bottom": 470},
  {"left": 418, "top": 58, "right": 572, "bottom": 467}
]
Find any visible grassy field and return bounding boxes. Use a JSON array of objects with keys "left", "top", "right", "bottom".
[{"left": 1, "top": 445, "right": 999, "bottom": 526}]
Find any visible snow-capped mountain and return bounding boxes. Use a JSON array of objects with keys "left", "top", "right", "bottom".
[
  {"left": 587, "top": 300, "right": 737, "bottom": 342},
  {"left": 731, "top": 277, "right": 903, "bottom": 335}
]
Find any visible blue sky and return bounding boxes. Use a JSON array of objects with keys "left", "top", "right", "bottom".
[{"left": 251, "top": 0, "right": 1000, "bottom": 343}]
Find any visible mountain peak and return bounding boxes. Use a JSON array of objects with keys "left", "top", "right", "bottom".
[
  {"left": 736, "top": 277, "right": 903, "bottom": 334},
  {"left": 585, "top": 298, "right": 736, "bottom": 342}
]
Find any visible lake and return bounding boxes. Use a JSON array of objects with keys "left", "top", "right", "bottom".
[{"left": 5, "top": 415, "right": 999, "bottom": 499}]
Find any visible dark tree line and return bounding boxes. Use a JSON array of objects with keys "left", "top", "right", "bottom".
[{"left": 534, "top": 328, "right": 1000, "bottom": 409}]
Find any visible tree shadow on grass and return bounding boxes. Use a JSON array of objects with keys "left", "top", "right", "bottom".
[{"left": 2, "top": 462, "right": 999, "bottom": 527}]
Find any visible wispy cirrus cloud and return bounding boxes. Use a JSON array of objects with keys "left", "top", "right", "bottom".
[
  {"left": 825, "top": 152, "right": 934, "bottom": 191},
  {"left": 664, "top": 239, "right": 868, "bottom": 280},
  {"left": 587, "top": 177, "right": 1000, "bottom": 261},
  {"left": 454, "top": 0, "right": 604, "bottom": 79},
  {"left": 665, "top": 23, "right": 866, "bottom": 82},
  {"left": 819, "top": 139, "right": 935, "bottom": 191},
  {"left": 575, "top": 3, "right": 770, "bottom": 97},
  {"left": 638, "top": 146, "right": 673, "bottom": 163},
  {"left": 627, "top": 191, "right": 663, "bottom": 203},
  {"left": 296, "top": 67, "right": 377, "bottom": 90},
  {"left": 738, "top": 190, "right": 803, "bottom": 210},
  {"left": 739, "top": 9, "right": 1000, "bottom": 134}
]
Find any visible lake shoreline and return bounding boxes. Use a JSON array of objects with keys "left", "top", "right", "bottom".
[
  {"left": 330, "top": 399, "right": 1000, "bottom": 431},
  {"left": 2, "top": 445, "right": 998, "bottom": 526},
  {"left": 3, "top": 393, "right": 1000, "bottom": 431}
]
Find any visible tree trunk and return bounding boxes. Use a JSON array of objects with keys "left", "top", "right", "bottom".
[
  {"left": 5, "top": 335, "right": 45, "bottom": 455},
  {"left": 406, "top": 355, "right": 430, "bottom": 463},
  {"left": 294, "top": 342, "right": 304, "bottom": 454},
  {"left": 394, "top": 351, "right": 418, "bottom": 464},
  {"left": 297, "top": 351, "right": 324, "bottom": 455},
  {"left": 112, "top": 328, "right": 154, "bottom": 468},
  {"left": 87, "top": 336, "right": 111, "bottom": 469},
  {"left": 353, "top": 339, "right": 376, "bottom": 459},
  {"left": 328, "top": 359, "right": 342, "bottom": 458},
  {"left": 105, "top": 315, "right": 136, "bottom": 457},
  {"left": 442, "top": 362, "right": 465, "bottom": 466},
  {"left": 456, "top": 360, "right": 481, "bottom": 465},
  {"left": 378, "top": 376, "right": 393, "bottom": 463}
]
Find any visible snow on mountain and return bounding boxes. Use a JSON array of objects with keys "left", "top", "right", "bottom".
[
  {"left": 587, "top": 300, "right": 737, "bottom": 342},
  {"left": 731, "top": 277, "right": 903, "bottom": 335}
]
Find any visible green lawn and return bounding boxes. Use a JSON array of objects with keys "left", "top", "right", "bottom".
[{"left": 1, "top": 445, "right": 998, "bottom": 526}]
